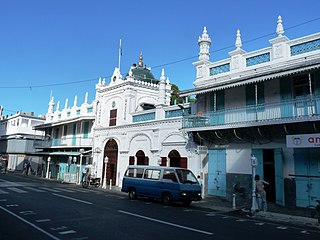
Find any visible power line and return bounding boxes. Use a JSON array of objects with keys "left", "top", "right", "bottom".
[{"left": 1, "top": 16, "right": 319, "bottom": 89}]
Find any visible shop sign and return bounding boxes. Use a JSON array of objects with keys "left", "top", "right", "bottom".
[{"left": 286, "top": 134, "right": 320, "bottom": 148}]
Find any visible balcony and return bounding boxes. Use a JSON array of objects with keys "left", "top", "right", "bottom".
[
  {"left": 34, "top": 136, "right": 93, "bottom": 148},
  {"left": 182, "top": 95, "right": 320, "bottom": 130}
]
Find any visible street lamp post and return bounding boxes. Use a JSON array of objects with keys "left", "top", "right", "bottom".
[
  {"left": 78, "top": 148, "right": 85, "bottom": 185},
  {"left": 102, "top": 156, "right": 108, "bottom": 189},
  {"left": 251, "top": 155, "right": 258, "bottom": 215},
  {"left": 46, "top": 156, "right": 51, "bottom": 179},
  {"left": 73, "top": 157, "right": 77, "bottom": 171}
]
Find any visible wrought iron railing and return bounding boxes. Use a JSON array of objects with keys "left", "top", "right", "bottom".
[{"left": 182, "top": 95, "right": 320, "bottom": 129}]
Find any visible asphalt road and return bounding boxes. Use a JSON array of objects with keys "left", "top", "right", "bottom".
[{"left": 0, "top": 173, "right": 319, "bottom": 240}]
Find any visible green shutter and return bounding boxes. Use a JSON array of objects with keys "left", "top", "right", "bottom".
[
  {"left": 83, "top": 122, "right": 89, "bottom": 139},
  {"left": 274, "top": 148, "right": 284, "bottom": 206}
]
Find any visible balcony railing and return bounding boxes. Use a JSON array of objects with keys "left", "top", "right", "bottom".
[
  {"left": 34, "top": 136, "right": 93, "bottom": 148},
  {"left": 182, "top": 95, "right": 320, "bottom": 129}
]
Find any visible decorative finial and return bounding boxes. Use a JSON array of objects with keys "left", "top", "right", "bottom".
[
  {"left": 276, "top": 15, "right": 284, "bottom": 37},
  {"left": 64, "top": 98, "right": 68, "bottom": 109},
  {"left": 73, "top": 95, "right": 77, "bottom": 107},
  {"left": 84, "top": 92, "right": 88, "bottom": 104},
  {"left": 138, "top": 52, "right": 143, "bottom": 67},
  {"left": 98, "top": 77, "right": 102, "bottom": 85},
  {"left": 102, "top": 78, "right": 106, "bottom": 85},
  {"left": 203, "top": 26, "right": 207, "bottom": 34},
  {"left": 56, "top": 101, "right": 60, "bottom": 112},
  {"left": 160, "top": 68, "right": 166, "bottom": 82},
  {"left": 129, "top": 68, "right": 133, "bottom": 77},
  {"left": 235, "top": 29, "right": 242, "bottom": 49},
  {"left": 166, "top": 77, "right": 170, "bottom": 84}
]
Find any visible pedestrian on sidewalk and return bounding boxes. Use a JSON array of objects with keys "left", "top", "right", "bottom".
[{"left": 255, "top": 174, "right": 269, "bottom": 212}]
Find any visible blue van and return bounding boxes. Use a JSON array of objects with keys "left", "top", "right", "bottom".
[{"left": 121, "top": 165, "right": 202, "bottom": 207}]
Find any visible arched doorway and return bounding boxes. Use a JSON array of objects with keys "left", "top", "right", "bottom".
[
  {"left": 168, "top": 150, "right": 187, "bottom": 168},
  {"left": 103, "top": 139, "right": 118, "bottom": 186},
  {"left": 136, "top": 150, "right": 149, "bottom": 165}
]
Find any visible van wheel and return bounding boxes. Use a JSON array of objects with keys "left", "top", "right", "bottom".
[
  {"left": 128, "top": 188, "right": 137, "bottom": 200},
  {"left": 162, "top": 192, "right": 173, "bottom": 206}
]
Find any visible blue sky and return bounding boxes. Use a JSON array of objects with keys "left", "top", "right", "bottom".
[{"left": 1, "top": 0, "right": 320, "bottom": 116}]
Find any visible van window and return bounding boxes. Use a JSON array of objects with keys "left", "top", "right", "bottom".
[
  {"left": 144, "top": 169, "right": 161, "bottom": 180},
  {"left": 163, "top": 170, "right": 178, "bottom": 183},
  {"left": 126, "top": 168, "right": 144, "bottom": 178},
  {"left": 176, "top": 169, "right": 198, "bottom": 184}
]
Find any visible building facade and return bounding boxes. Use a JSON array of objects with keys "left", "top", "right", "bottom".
[
  {"left": 180, "top": 17, "right": 320, "bottom": 208},
  {"left": 0, "top": 111, "right": 45, "bottom": 172},
  {"left": 34, "top": 93, "right": 95, "bottom": 182},
  {"left": 34, "top": 54, "right": 200, "bottom": 186},
  {"left": 92, "top": 54, "right": 199, "bottom": 188}
]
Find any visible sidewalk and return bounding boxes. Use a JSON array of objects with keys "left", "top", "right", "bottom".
[{"left": 192, "top": 195, "right": 320, "bottom": 230}]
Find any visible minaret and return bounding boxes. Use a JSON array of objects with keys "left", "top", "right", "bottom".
[
  {"left": 48, "top": 96, "right": 55, "bottom": 114},
  {"left": 158, "top": 68, "right": 166, "bottom": 105},
  {"left": 198, "top": 26, "right": 212, "bottom": 61}
]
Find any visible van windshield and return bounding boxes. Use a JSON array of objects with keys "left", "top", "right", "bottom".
[{"left": 176, "top": 169, "right": 198, "bottom": 184}]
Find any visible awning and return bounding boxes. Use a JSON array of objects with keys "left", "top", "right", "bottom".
[
  {"left": 180, "top": 59, "right": 320, "bottom": 97},
  {"left": 33, "top": 116, "right": 95, "bottom": 130},
  {"left": 35, "top": 152, "right": 81, "bottom": 156}
]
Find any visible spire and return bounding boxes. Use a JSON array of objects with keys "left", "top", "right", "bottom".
[
  {"left": 84, "top": 92, "right": 88, "bottom": 104},
  {"left": 138, "top": 52, "right": 143, "bottom": 67},
  {"left": 198, "top": 26, "right": 212, "bottom": 61},
  {"left": 276, "top": 15, "right": 284, "bottom": 37},
  {"left": 48, "top": 96, "right": 55, "bottom": 114},
  {"left": 160, "top": 68, "right": 166, "bottom": 82},
  {"left": 73, "top": 95, "right": 77, "bottom": 107},
  {"left": 64, "top": 98, "right": 68, "bottom": 109},
  {"left": 56, "top": 101, "right": 60, "bottom": 112},
  {"left": 158, "top": 69, "right": 166, "bottom": 105},
  {"left": 235, "top": 29, "right": 242, "bottom": 49}
]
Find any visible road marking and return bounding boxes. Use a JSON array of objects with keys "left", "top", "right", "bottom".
[
  {"left": 23, "top": 186, "right": 45, "bottom": 192},
  {"left": 0, "top": 189, "right": 8, "bottom": 194},
  {"left": 301, "top": 230, "right": 310, "bottom": 234},
  {"left": 52, "top": 193, "right": 93, "bottom": 205},
  {"left": 59, "top": 230, "right": 76, "bottom": 235},
  {"left": 0, "top": 206, "right": 60, "bottom": 240},
  {"left": 72, "top": 188, "right": 89, "bottom": 193},
  {"left": 6, "top": 204, "right": 19, "bottom": 207},
  {"left": 0, "top": 199, "right": 7, "bottom": 201},
  {"left": 206, "top": 212, "right": 216, "bottom": 216},
  {"left": 54, "top": 188, "right": 75, "bottom": 193},
  {"left": 7, "top": 187, "right": 27, "bottom": 193},
  {"left": 51, "top": 226, "right": 67, "bottom": 231},
  {"left": 255, "top": 222, "right": 265, "bottom": 226},
  {"left": 276, "top": 226, "right": 288, "bottom": 230},
  {"left": 236, "top": 219, "right": 246, "bottom": 222},
  {"left": 40, "top": 187, "right": 61, "bottom": 192},
  {"left": 36, "top": 219, "right": 51, "bottom": 222},
  {"left": 20, "top": 210, "right": 36, "bottom": 215},
  {"left": 118, "top": 210, "right": 213, "bottom": 235}
]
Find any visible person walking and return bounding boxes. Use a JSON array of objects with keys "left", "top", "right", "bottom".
[{"left": 255, "top": 174, "right": 269, "bottom": 212}]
